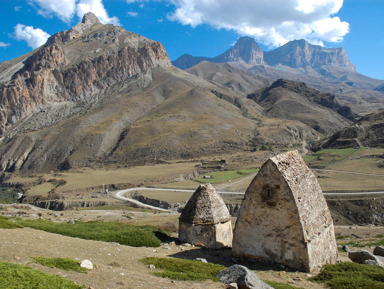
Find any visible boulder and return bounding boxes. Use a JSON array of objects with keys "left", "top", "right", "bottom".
[
  {"left": 348, "top": 250, "right": 384, "bottom": 267},
  {"left": 79, "top": 259, "right": 93, "bottom": 270},
  {"left": 217, "top": 265, "right": 273, "bottom": 289},
  {"left": 373, "top": 246, "right": 384, "bottom": 257},
  {"left": 342, "top": 245, "right": 350, "bottom": 252}
]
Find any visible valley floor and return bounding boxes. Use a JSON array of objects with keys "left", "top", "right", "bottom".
[{"left": 2, "top": 204, "right": 384, "bottom": 289}]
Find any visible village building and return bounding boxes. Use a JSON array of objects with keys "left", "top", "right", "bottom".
[
  {"left": 232, "top": 150, "right": 338, "bottom": 272},
  {"left": 179, "top": 183, "right": 233, "bottom": 249}
]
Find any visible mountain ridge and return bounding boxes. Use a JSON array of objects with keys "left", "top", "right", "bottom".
[
  {"left": 0, "top": 13, "right": 372, "bottom": 173},
  {"left": 172, "top": 37, "right": 356, "bottom": 72},
  {"left": 0, "top": 12, "right": 171, "bottom": 137}
]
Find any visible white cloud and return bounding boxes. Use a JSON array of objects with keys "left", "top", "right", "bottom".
[
  {"left": 127, "top": 11, "right": 139, "bottom": 17},
  {"left": 167, "top": 0, "right": 349, "bottom": 47},
  {"left": 30, "top": 0, "right": 77, "bottom": 23},
  {"left": 14, "top": 24, "right": 50, "bottom": 49},
  {"left": 0, "top": 42, "right": 10, "bottom": 48},
  {"left": 30, "top": 0, "right": 120, "bottom": 26},
  {"left": 76, "top": 0, "right": 120, "bottom": 25}
]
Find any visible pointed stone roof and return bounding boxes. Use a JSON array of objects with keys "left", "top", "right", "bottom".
[
  {"left": 180, "top": 183, "right": 231, "bottom": 225},
  {"left": 232, "top": 150, "right": 338, "bottom": 272},
  {"left": 266, "top": 150, "right": 333, "bottom": 242}
]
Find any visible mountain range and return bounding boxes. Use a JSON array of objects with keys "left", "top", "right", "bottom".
[
  {"left": 174, "top": 37, "right": 384, "bottom": 115},
  {"left": 0, "top": 13, "right": 383, "bottom": 173}
]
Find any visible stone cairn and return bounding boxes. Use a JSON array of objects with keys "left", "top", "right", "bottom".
[
  {"left": 232, "top": 150, "right": 338, "bottom": 272},
  {"left": 179, "top": 183, "right": 233, "bottom": 249}
]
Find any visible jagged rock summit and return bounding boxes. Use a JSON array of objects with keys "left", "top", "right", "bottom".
[
  {"left": 214, "top": 36, "right": 264, "bottom": 67},
  {"left": 172, "top": 37, "right": 264, "bottom": 70},
  {"left": 232, "top": 150, "right": 338, "bottom": 272},
  {"left": 173, "top": 37, "right": 355, "bottom": 72},
  {"left": 0, "top": 12, "right": 171, "bottom": 137},
  {"left": 179, "top": 183, "right": 233, "bottom": 249},
  {"left": 264, "top": 39, "right": 356, "bottom": 71},
  {"left": 45, "top": 11, "right": 102, "bottom": 45}
]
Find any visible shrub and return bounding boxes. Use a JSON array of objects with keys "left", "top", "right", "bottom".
[
  {"left": 310, "top": 262, "right": 384, "bottom": 289},
  {"left": 140, "top": 257, "right": 225, "bottom": 281},
  {"left": 140, "top": 257, "right": 302, "bottom": 288},
  {"left": 0, "top": 216, "right": 23, "bottom": 229},
  {"left": 17, "top": 219, "right": 169, "bottom": 247},
  {"left": 0, "top": 261, "right": 84, "bottom": 289},
  {"left": 32, "top": 257, "right": 88, "bottom": 273}
]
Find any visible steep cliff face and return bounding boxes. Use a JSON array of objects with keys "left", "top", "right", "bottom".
[
  {"left": 172, "top": 38, "right": 355, "bottom": 72},
  {"left": 0, "top": 12, "right": 171, "bottom": 137},
  {"left": 264, "top": 39, "right": 356, "bottom": 71},
  {"left": 214, "top": 37, "right": 264, "bottom": 66},
  {"left": 172, "top": 37, "right": 264, "bottom": 69}
]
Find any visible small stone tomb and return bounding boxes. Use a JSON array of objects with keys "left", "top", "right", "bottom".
[
  {"left": 232, "top": 150, "right": 338, "bottom": 272},
  {"left": 179, "top": 183, "right": 233, "bottom": 249}
]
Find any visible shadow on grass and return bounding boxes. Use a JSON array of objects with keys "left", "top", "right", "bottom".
[
  {"left": 154, "top": 231, "right": 170, "bottom": 242},
  {"left": 169, "top": 247, "right": 293, "bottom": 272}
]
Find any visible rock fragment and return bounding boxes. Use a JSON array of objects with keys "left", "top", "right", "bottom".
[{"left": 217, "top": 265, "right": 273, "bottom": 289}]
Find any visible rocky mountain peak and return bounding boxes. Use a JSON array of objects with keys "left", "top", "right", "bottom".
[
  {"left": 214, "top": 36, "right": 264, "bottom": 66},
  {"left": 0, "top": 14, "right": 171, "bottom": 137},
  {"left": 46, "top": 12, "right": 103, "bottom": 46},
  {"left": 82, "top": 12, "right": 101, "bottom": 25},
  {"left": 264, "top": 39, "right": 356, "bottom": 71}
]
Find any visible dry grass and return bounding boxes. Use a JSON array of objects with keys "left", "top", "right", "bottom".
[
  {"left": 26, "top": 183, "right": 55, "bottom": 198},
  {"left": 316, "top": 170, "right": 384, "bottom": 192},
  {"left": 138, "top": 190, "right": 193, "bottom": 203},
  {"left": 9, "top": 161, "right": 199, "bottom": 195}
]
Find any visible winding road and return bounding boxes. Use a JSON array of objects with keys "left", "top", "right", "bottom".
[{"left": 113, "top": 186, "right": 384, "bottom": 212}]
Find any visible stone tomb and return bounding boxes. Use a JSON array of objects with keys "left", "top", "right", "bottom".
[
  {"left": 232, "top": 151, "right": 338, "bottom": 272},
  {"left": 179, "top": 183, "right": 233, "bottom": 249}
]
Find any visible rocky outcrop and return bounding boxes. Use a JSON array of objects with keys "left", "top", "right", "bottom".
[
  {"left": 45, "top": 12, "right": 101, "bottom": 45},
  {"left": 131, "top": 192, "right": 171, "bottom": 209},
  {"left": 264, "top": 39, "right": 356, "bottom": 71},
  {"left": 249, "top": 78, "right": 356, "bottom": 121},
  {"left": 172, "top": 37, "right": 264, "bottom": 69},
  {"left": 32, "top": 200, "right": 108, "bottom": 211},
  {"left": 322, "top": 111, "right": 384, "bottom": 149},
  {"left": 0, "top": 12, "right": 171, "bottom": 137},
  {"left": 233, "top": 151, "right": 338, "bottom": 272},
  {"left": 247, "top": 79, "right": 352, "bottom": 135},
  {"left": 172, "top": 38, "right": 355, "bottom": 72},
  {"left": 179, "top": 183, "right": 233, "bottom": 249},
  {"left": 214, "top": 37, "right": 264, "bottom": 66}
]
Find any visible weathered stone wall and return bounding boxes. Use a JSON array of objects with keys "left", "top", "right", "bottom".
[
  {"left": 179, "top": 221, "right": 233, "bottom": 249},
  {"left": 232, "top": 161, "right": 309, "bottom": 269},
  {"left": 232, "top": 151, "right": 338, "bottom": 272},
  {"left": 179, "top": 183, "right": 233, "bottom": 249}
]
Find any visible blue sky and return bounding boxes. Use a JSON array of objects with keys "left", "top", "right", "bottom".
[{"left": 0, "top": 0, "right": 383, "bottom": 80}]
